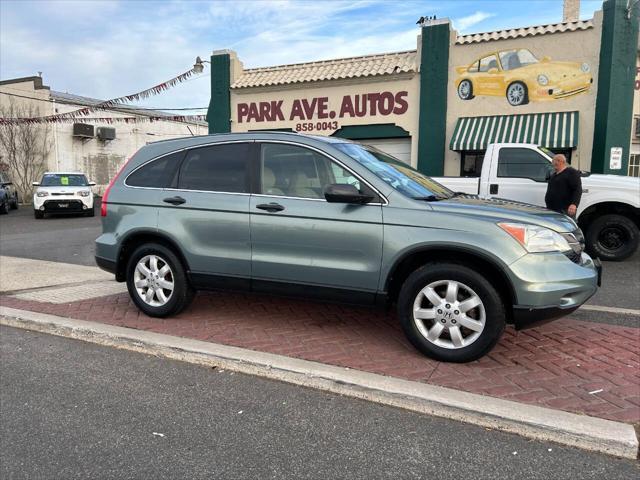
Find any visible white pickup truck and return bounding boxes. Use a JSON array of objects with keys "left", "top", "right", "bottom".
[{"left": 432, "top": 143, "right": 640, "bottom": 261}]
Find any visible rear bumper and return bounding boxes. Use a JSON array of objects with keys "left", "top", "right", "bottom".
[{"left": 95, "top": 256, "right": 117, "bottom": 275}]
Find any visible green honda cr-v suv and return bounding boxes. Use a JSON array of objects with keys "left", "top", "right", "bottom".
[{"left": 96, "top": 132, "right": 600, "bottom": 362}]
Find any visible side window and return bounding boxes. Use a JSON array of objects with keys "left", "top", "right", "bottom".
[
  {"left": 470, "top": 60, "right": 479, "bottom": 72},
  {"left": 497, "top": 148, "right": 553, "bottom": 182},
  {"left": 126, "top": 151, "right": 183, "bottom": 188},
  {"left": 478, "top": 55, "right": 498, "bottom": 72},
  {"left": 260, "top": 143, "right": 370, "bottom": 199},
  {"left": 178, "top": 143, "right": 250, "bottom": 193}
]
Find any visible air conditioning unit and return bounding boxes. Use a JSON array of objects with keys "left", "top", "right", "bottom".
[
  {"left": 72, "top": 123, "right": 94, "bottom": 138},
  {"left": 97, "top": 127, "right": 116, "bottom": 141}
]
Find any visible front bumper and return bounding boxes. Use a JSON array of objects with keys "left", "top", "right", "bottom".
[
  {"left": 33, "top": 194, "right": 93, "bottom": 213},
  {"left": 508, "top": 252, "right": 600, "bottom": 330}
]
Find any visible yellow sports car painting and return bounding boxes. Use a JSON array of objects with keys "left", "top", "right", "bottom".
[{"left": 455, "top": 48, "right": 593, "bottom": 106}]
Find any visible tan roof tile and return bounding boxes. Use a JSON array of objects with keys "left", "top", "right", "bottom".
[
  {"left": 456, "top": 19, "right": 593, "bottom": 44},
  {"left": 231, "top": 50, "right": 417, "bottom": 89}
]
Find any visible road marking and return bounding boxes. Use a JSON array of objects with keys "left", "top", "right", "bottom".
[{"left": 581, "top": 305, "right": 640, "bottom": 316}]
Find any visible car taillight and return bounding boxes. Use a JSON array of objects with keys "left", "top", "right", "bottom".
[{"left": 101, "top": 158, "right": 132, "bottom": 217}]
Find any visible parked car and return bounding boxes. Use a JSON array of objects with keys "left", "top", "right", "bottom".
[
  {"left": 0, "top": 185, "right": 10, "bottom": 215},
  {"left": 0, "top": 172, "right": 18, "bottom": 212},
  {"left": 432, "top": 143, "right": 640, "bottom": 261},
  {"left": 95, "top": 133, "right": 600, "bottom": 363},
  {"left": 455, "top": 48, "right": 593, "bottom": 106},
  {"left": 32, "top": 172, "right": 96, "bottom": 219}
]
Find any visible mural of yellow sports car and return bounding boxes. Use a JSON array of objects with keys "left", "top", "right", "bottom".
[{"left": 454, "top": 48, "right": 593, "bottom": 106}]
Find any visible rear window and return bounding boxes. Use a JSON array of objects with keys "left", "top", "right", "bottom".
[
  {"left": 126, "top": 151, "right": 183, "bottom": 188},
  {"left": 178, "top": 143, "right": 251, "bottom": 193}
]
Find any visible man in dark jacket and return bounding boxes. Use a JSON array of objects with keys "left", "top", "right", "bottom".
[{"left": 545, "top": 154, "right": 582, "bottom": 217}]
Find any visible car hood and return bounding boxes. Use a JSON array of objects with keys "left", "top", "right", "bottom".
[
  {"left": 515, "top": 61, "right": 583, "bottom": 77},
  {"left": 429, "top": 195, "right": 577, "bottom": 232},
  {"left": 581, "top": 173, "right": 640, "bottom": 191}
]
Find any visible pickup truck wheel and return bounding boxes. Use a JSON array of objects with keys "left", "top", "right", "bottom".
[
  {"left": 126, "top": 243, "right": 195, "bottom": 317},
  {"left": 506, "top": 81, "right": 529, "bottom": 106},
  {"left": 586, "top": 214, "right": 639, "bottom": 261},
  {"left": 0, "top": 201, "right": 8, "bottom": 214},
  {"left": 398, "top": 263, "right": 506, "bottom": 363},
  {"left": 457, "top": 80, "right": 474, "bottom": 100}
]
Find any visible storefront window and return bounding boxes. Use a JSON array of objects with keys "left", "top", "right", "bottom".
[
  {"left": 628, "top": 154, "right": 640, "bottom": 178},
  {"left": 460, "top": 151, "right": 485, "bottom": 177}
]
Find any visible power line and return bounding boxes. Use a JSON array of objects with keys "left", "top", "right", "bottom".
[{"left": 0, "top": 90, "right": 207, "bottom": 111}]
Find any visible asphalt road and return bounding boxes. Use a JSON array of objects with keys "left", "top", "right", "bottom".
[
  {"left": 1, "top": 326, "right": 637, "bottom": 480},
  {"left": 0, "top": 204, "right": 639, "bottom": 311}
]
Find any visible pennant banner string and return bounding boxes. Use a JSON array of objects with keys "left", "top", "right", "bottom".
[{"left": 0, "top": 67, "right": 202, "bottom": 125}]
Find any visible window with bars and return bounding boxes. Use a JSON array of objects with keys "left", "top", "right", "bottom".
[{"left": 628, "top": 154, "right": 640, "bottom": 178}]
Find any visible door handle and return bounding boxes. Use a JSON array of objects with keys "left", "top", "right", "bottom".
[
  {"left": 256, "top": 202, "right": 285, "bottom": 212},
  {"left": 489, "top": 184, "right": 499, "bottom": 195},
  {"left": 163, "top": 196, "right": 186, "bottom": 205}
]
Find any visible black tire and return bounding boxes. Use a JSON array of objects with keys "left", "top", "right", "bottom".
[
  {"left": 397, "top": 263, "right": 506, "bottom": 363},
  {"left": 457, "top": 79, "right": 474, "bottom": 100},
  {"left": 86, "top": 207, "right": 95, "bottom": 217},
  {"left": 10, "top": 194, "right": 18, "bottom": 209},
  {"left": 126, "top": 243, "right": 195, "bottom": 317},
  {"left": 34, "top": 209, "right": 44, "bottom": 219},
  {"left": 506, "top": 81, "right": 529, "bottom": 106},
  {"left": 585, "top": 214, "right": 639, "bottom": 261},
  {"left": 0, "top": 201, "right": 8, "bottom": 214}
]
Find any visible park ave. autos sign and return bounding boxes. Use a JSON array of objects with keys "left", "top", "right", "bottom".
[{"left": 236, "top": 91, "right": 409, "bottom": 132}]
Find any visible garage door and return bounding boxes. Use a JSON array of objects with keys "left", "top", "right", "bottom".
[{"left": 361, "top": 138, "right": 411, "bottom": 163}]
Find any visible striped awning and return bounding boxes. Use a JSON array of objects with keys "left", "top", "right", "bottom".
[{"left": 449, "top": 111, "right": 579, "bottom": 151}]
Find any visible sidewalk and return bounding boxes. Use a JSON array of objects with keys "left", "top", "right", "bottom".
[{"left": 1, "top": 268, "right": 638, "bottom": 426}]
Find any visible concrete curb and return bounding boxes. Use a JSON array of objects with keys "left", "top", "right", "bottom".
[{"left": 1, "top": 305, "right": 637, "bottom": 460}]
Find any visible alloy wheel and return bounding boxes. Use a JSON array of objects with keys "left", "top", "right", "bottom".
[
  {"left": 507, "top": 83, "right": 526, "bottom": 106},
  {"left": 412, "top": 280, "right": 486, "bottom": 349},
  {"left": 133, "top": 254, "right": 175, "bottom": 307}
]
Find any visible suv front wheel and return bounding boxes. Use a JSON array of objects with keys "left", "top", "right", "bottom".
[
  {"left": 126, "top": 243, "right": 195, "bottom": 317},
  {"left": 398, "top": 263, "right": 506, "bottom": 363}
]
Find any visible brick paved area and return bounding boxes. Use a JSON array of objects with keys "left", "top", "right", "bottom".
[{"left": 2, "top": 290, "right": 638, "bottom": 424}]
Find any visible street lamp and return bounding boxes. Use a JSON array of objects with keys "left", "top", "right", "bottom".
[{"left": 193, "top": 56, "right": 210, "bottom": 74}]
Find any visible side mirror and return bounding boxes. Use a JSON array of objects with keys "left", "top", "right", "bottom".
[
  {"left": 488, "top": 67, "right": 499, "bottom": 74},
  {"left": 32, "top": 182, "right": 40, "bottom": 186},
  {"left": 88, "top": 181, "right": 96, "bottom": 186},
  {"left": 324, "top": 184, "right": 373, "bottom": 204},
  {"left": 545, "top": 170, "right": 553, "bottom": 181}
]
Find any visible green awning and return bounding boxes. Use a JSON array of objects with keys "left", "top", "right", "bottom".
[{"left": 449, "top": 111, "right": 579, "bottom": 151}]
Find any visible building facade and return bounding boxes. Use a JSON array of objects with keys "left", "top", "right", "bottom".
[
  {"left": 0, "top": 76, "right": 207, "bottom": 195},
  {"left": 206, "top": 0, "right": 639, "bottom": 177}
]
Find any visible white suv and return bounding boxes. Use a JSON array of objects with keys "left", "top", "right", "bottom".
[{"left": 32, "top": 172, "right": 96, "bottom": 219}]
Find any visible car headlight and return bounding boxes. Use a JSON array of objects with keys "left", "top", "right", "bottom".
[
  {"left": 77, "top": 191, "right": 91, "bottom": 197},
  {"left": 581, "top": 63, "right": 590, "bottom": 73},
  {"left": 498, "top": 222, "right": 571, "bottom": 253},
  {"left": 537, "top": 74, "right": 549, "bottom": 86},
  {"left": 36, "top": 191, "right": 49, "bottom": 197}
]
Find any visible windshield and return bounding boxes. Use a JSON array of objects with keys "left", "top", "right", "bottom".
[
  {"left": 334, "top": 143, "right": 453, "bottom": 199},
  {"left": 41, "top": 174, "right": 89, "bottom": 187},
  {"left": 499, "top": 49, "right": 538, "bottom": 70}
]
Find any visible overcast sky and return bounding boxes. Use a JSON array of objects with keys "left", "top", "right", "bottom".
[{"left": 0, "top": 0, "right": 602, "bottom": 114}]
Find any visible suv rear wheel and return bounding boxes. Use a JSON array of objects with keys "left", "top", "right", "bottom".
[
  {"left": 126, "top": 243, "right": 195, "bottom": 317},
  {"left": 398, "top": 263, "right": 506, "bottom": 362}
]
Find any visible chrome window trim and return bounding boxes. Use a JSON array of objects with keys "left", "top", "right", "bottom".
[
  {"left": 257, "top": 140, "right": 388, "bottom": 206},
  {"left": 123, "top": 138, "right": 388, "bottom": 205}
]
